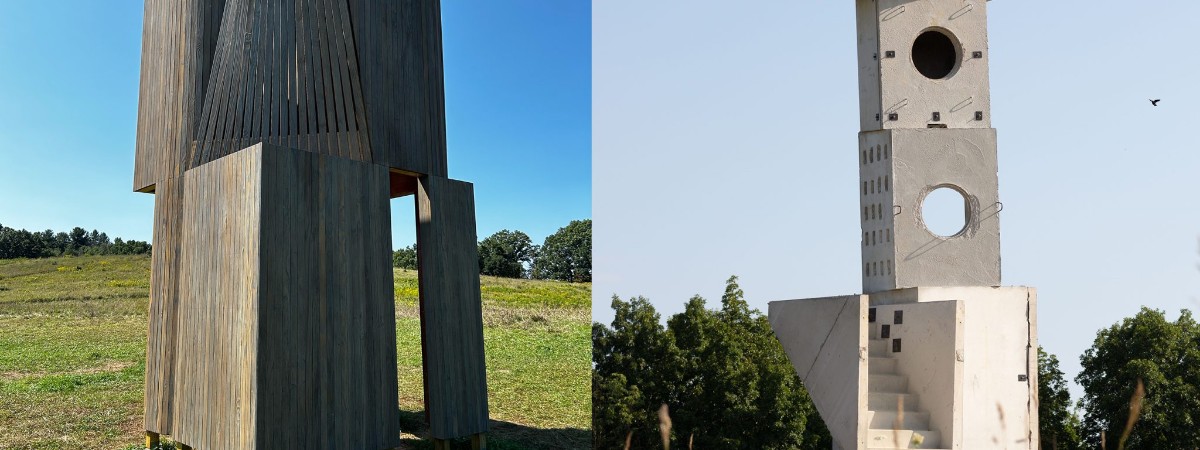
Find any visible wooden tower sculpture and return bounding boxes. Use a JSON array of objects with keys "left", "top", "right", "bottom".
[
  {"left": 133, "top": 1, "right": 488, "bottom": 448},
  {"left": 768, "top": 1, "right": 1039, "bottom": 449}
]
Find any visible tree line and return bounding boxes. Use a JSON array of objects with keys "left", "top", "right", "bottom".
[
  {"left": 392, "top": 219, "right": 591, "bottom": 283},
  {"left": 0, "top": 223, "right": 151, "bottom": 259},
  {"left": 594, "top": 276, "right": 1200, "bottom": 450}
]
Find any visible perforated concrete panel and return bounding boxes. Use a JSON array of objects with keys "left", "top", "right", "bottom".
[
  {"left": 856, "top": 0, "right": 992, "bottom": 131},
  {"left": 860, "top": 128, "right": 1000, "bottom": 293}
]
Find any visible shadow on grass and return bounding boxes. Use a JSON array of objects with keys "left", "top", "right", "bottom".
[{"left": 398, "top": 409, "right": 589, "bottom": 450}]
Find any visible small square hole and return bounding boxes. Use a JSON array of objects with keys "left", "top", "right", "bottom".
[
  {"left": 972, "top": 51, "right": 983, "bottom": 59},
  {"left": 975, "top": 111, "right": 984, "bottom": 121},
  {"left": 885, "top": 50, "right": 896, "bottom": 58},
  {"left": 888, "top": 113, "right": 898, "bottom": 121},
  {"left": 931, "top": 112, "right": 940, "bottom": 121},
  {"left": 869, "top": 308, "right": 877, "bottom": 323}
]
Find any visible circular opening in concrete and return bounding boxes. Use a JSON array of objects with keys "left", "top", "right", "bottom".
[
  {"left": 912, "top": 29, "right": 959, "bottom": 79},
  {"left": 921, "top": 186, "right": 969, "bottom": 237}
]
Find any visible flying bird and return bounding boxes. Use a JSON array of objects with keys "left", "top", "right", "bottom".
[{"left": 1150, "top": 99, "right": 1161, "bottom": 106}]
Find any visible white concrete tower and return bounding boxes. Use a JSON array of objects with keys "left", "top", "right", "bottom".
[{"left": 769, "top": 2, "right": 1039, "bottom": 449}]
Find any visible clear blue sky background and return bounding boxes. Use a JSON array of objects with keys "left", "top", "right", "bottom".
[
  {"left": 595, "top": 0, "right": 1200, "bottom": 403},
  {"left": 0, "top": 1, "right": 590, "bottom": 248}
]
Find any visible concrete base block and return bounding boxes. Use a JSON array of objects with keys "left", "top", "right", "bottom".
[
  {"left": 769, "top": 286, "right": 1037, "bottom": 450},
  {"left": 769, "top": 295, "right": 869, "bottom": 449}
]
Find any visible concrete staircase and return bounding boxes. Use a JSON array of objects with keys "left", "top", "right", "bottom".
[{"left": 865, "top": 326, "right": 946, "bottom": 450}]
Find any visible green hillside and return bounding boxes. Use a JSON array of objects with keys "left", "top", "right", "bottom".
[{"left": 0, "top": 255, "right": 590, "bottom": 450}]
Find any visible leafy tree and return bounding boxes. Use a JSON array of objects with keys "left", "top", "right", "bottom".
[
  {"left": 478, "top": 229, "right": 536, "bottom": 278},
  {"left": 69, "top": 227, "right": 89, "bottom": 248},
  {"left": 1038, "top": 347, "right": 1084, "bottom": 450},
  {"left": 666, "top": 276, "right": 827, "bottom": 449},
  {"left": 593, "top": 277, "right": 830, "bottom": 449},
  {"left": 0, "top": 223, "right": 149, "bottom": 259},
  {"left": 392, "top": 244, "right": 417, "bottom": 270},
  {"left": 593, "top": 295, "right": 680, "bottom": 448},
  {"left": 1076, "top": 307, "right": 1200, "bottom": 449},
  {"left": 532, "top": 219, "right": 590, "bottom": 282}
]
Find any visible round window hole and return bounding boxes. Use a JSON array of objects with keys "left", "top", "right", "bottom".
[
  {"left": 912, "top": 29, "right": 959, "bottom": 79},
  {"left": 921, "top": 186, "right": 969, "bottom": 237}
]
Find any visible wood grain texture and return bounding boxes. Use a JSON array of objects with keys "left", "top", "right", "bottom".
[
  {"left": 144, "top": 176, "right": 185, "bottom": 433},
  {"left": 416, "top": 176, "right": 489, "bottom": 439},
  {"left": 135, "top": 0, "right": 489, "bottom": 442},
  {"left": 347, "top": 0, "right": 448, "bottom": 176},
  {"left": 134, "top": 0, "right": 449, "bottom": 191},
  {"left": 133, "top": 0, "right": 226, "bottom": 192},
  {"left": 174, "top": 147, "right": 262, "bottom": 448},
  {"left": 255, "top": 143, "right": 399, "bottom": 449},
  {"left": 169, "top": 144, "right": 399, "bottom": 449}
]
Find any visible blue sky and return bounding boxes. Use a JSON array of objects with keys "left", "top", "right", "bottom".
[
  {"left": 594, "top": 0, "right": 1200, "bottom": 402},
  {"left": 0, "top": 1, "right": 590, "bottom": 248}
]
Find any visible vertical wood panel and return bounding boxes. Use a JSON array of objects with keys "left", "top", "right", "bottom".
[
  {"left": 133, "top": 0, "right": 225, "bottom": 192},
  {"left": 137, "top": 1, "right": 482, "bottom": 445},
  {"left": 174, "top": 146, "right": 261, "bottom": 449},
  {"left": 416, "top": 175, "right": 489, "bottom": 439},
  {"left": 346, "top": 0, "right": 448, "bottom": 177},
  {"left": 168, "top": 144, "right": 400, "bottom": 449},
  {"left": 144, "top": 176, "right": 184, "bottom": 434}
]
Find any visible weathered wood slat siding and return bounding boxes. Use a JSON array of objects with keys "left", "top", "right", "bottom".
[
  {"left": 145, "top": 177, "right": 184, "bottom": 433},
  {"left": 416, "top": 176, "right": 489, "bottom": 439},
  {"left": 136, "top": 0, "right": 489, "bottom": 445},
  {"left": 347, "top": 0, "right": 448, "bottom": 177},
  {"left": 174, "top": 148, "right": 262, "bottom": 449},
  {"left": 135, "top": 0, "right": 450, "bottom": 189},
  {"left": 256, "top": 143, "right": 399, "bottom": 449},
  {"left": 133, "top": 0, "right": 225, "bottom": 192},
  {"left": 189, "top": 0, "right": 374, "bottom": 168}
]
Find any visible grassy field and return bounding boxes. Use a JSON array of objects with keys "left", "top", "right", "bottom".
[{"left": 0, "top": 255, "right": 590, "bottom": 450}]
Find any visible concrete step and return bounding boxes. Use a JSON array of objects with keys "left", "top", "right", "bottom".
[
  {"left": 868, "top": 392, "right": 918, "bottom": 412},
  {"left": 869, "top": 357, "right": 897, "bottom": 374},
  {"left": 868, "top": 373, "right": 907, "bottom": 393},
  {"left": 867, "top": 428, "right": 942, "bottom": 449},
  {"left": 866, "top": 410, "right": 931, "bottom": 430},
  {"left": 869, "top": 338, "right": 890, "bottom": 357}
]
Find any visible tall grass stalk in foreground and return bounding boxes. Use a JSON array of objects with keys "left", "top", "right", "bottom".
[
  {"left": 1116, "top": 379, "right": 1144, "bottom": 450},
  {"left": 658, "top": 404, "right": 672, "bottom": 450}
]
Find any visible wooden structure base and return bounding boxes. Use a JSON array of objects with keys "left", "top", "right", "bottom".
[
  {"left": 149, "top": 144, "right": 400, "bottom": 449},
  {"left": 430, "top": 433, "right": 487, "bottom": 450}
]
